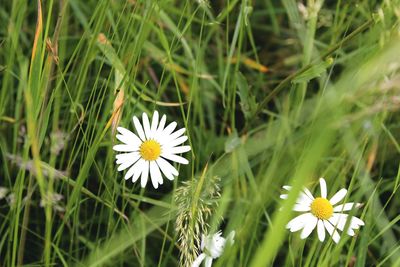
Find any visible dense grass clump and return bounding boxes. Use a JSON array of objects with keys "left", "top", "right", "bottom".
[{"left": 1, "top": 0, "right": 400, "bottom": 266}]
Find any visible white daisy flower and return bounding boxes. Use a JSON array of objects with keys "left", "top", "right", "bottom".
[
  {"left": 281, "top": 178, "right": 364, "bottom": 243},
  {"left": 192, "top": 230, "right": 235, "bottom": 267},
  {"left": 113, "top": 111, "right": 191, "bottom": 189}
]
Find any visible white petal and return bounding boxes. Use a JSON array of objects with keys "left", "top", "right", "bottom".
[
  {"left": 156, "top": 164, "right": 173, "bottom": 181},
  {"left": 140, "top": 161, "right": 150, "bottom": 188},
  {"left": 162, "top": 121, "right": 177, "bottom": 136},
  {"left": 286, "top": 213, "right": 313, "bottom": 232},
  {"left": 303, "top": 188, "right": 315, "bottom": 200},
  {"left": 165, "top": 128, "right": 186, "bottom": 141},
  {"left": 124, "top": 158, "right": 145, "bottom": 180},
  {"left": 156, "top": 158, "right": 178, "bottom": 180},
  {"left": 323, "top": 220, "right": 341, "bottom": 243},
  {"left": 297, "top": 193, "right": 313, "bottom": 206},
  {"left": 116, "top": 134, "right": 130, "bottom": 144},
  {"left": 113, "top": 144, "right": 138, "bottom": 152},
  {"left": 347, "top": 228, "right": 355, "bottom": 236},
  {"left": 131, "top": 159, "right": 146, "bottom": 183},
  {"left": 117, "top": 153, "right": 140, "bottom": 171},
  {"left": 329, "top": 213, "right": 348, "bottom": 231},
  {"left": 150, "top": 161, "right": 163, "bottom": 189},
  {"left": 142, "top": 113, "right": 152, "bottom": 139},
  {"left": 133, "top": 116, "right": 146, "bottom": 141},
  {"left": 192, "top": 253, "right": 206, "bottom": 267},
  {"left": 350, "top": 216, "right": 365, "bottom": 229},
  {"left": 280, "top": 194, "right": 288, "bottom": 199},
  {"left": 293, "top": 204, "right": 311, "bottom": 212},
  {"left": 124, "top": 167, "right": 135, "bottom": 181},
  {"left": 157, "top": 115, "right": 167, "bottom": 132},
  {"left": 281, "top": 185, "right": 313, "bottom": 205},
  {"left": 333, "top": 202, "right": 361, "bottom": 212},
  {"left": 330, "top": 213, "right": 362, "bottom": 236},
  {"left": 116, "top": 152, "right": 138, "bottom": 164},
  {"left": 161, "top": 153, "right": 189, "bottom": 164},
  {"left": 167, "top": 145, "right": 191, "bottom": 154},
  {"left": 329, "top": 189, "right": 347, "bottom": 205},
  {"left": 289, "top": 221, "right": 306, "bottom": 232},
  {"left": 150, "top": 111, "right": 159, "bottom": 134},
  {"left": 163, "top": 136, "right": 188, "bottom": 148},
  {"left": 204, "top": 257, "right": 213, "bottom": 267},
  {"left": 317, "top": 220, "right": 325, "bottom": 242},
  {"left": 300, "top": 216, "right": 318, "bottom": 239},
  {"left": 117, "top": 126, "right": 133, "bottom": 136},
  {"left": 319, "top": 178, "right": 327, "bottom": 198},
  {"left": 116, "top": 127, "right": 142, "bottom": 146}
]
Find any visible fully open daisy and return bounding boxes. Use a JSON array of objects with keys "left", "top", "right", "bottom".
[
  {"left": 113, "top": 111, "right": 191, "bottom": 189},
  {"left": 280, "top": 178, "right": 364, "bottom": 243}
]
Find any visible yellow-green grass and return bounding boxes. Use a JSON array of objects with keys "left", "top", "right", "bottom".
[{"left": 0, "top": 0, "right": 400, "bottom": 266}]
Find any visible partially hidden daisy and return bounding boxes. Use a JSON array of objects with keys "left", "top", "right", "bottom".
[
  {"left": 281, "top": 178, "right": 364, "bottom": 243},
  {"left": 113, "top": 111, "right": 191, "bottom": 189},
  {"left": 192, "top": 231, "right": 235, "bottom": 267}
]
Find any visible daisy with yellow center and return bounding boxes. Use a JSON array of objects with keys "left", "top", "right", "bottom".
[
  {"left": 113, "top": 111, "right": 191, "bottom": 189},
  {"left": 280, "top": 178, "right": 364, "bottom": 243}
]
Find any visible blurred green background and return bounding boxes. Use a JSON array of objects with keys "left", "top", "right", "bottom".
[{"left": 1, "top": 0, "right": 400, "bottom": 266}]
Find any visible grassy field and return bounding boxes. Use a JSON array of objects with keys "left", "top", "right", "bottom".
[{"left": 1, "top": 0, "right": 400, "bottom": 266}]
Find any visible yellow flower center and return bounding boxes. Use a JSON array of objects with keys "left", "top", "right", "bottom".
[
  {"left": 310, "top": 197, "right": 333, "bottom": 220},
  {"left": 140, "top": 140, "right": 161, "bottom": 161}
]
